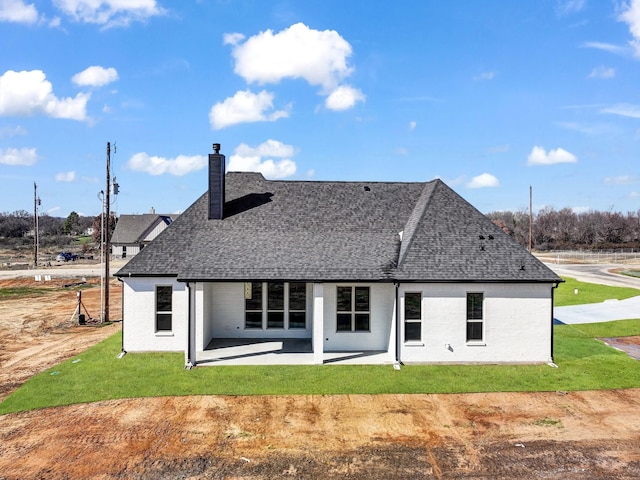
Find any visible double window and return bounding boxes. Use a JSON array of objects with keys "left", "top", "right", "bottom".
[
  {"left": 466, "top": 292, "right": 484, "bottom": 342},
  {"left": 245, "top": 282, "right": 307, "bottom": 330},
  {"left": 155, "top": 285, "right": 173, "bottom": 332},
  {"left": 404, "top": 292, "right": 422, "bottom": 342},
  {"left": 336, "top": 286, "right": 370, "bottom": 332}
]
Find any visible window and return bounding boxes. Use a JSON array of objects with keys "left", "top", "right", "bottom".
[
  {"left": 245, "top": 282, "right": 263, "bottom": 329},
  {"left": 289, "top": 282, "right": 307, "bottom": 329},
  {"left": 155, "top": 285, "right": 172, "bottom": 332},
  {"left": 466, "top": 292, "right": 484, "bottom": 342},
  {"left": 245, "top": 282, "right": 307, "bottom": 330},
  {"left": 336, "top": 286, "right": 370, "bottom": 332},
  {"left": 267, "top": 282, "right": 284, "bottom": 329},
  {"left": 404, "top": 292, "right": 422, "bottom": 342}
]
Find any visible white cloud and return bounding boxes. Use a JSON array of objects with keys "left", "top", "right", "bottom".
[
  {"left": 223, "top": 32, "right": 245, "bottom": 46},
  {"left": 527, "top": 146, "right": 578, "bottom": 165},
  {"left": 324, "top": 85, "right": 365, "bottom": 111},
  {"left": 55, "top": 170, "right": 76, "bottom": 182},
  {"left": 0, "top": 0, "right": 38, "bottom": 24},
  {"left": 72, "top": 66, "right": 118, "bottom": 87},
  {"left": 0, "top": 70, "right": 90, "bottom": 120},
  {"left": 408, "top": 121, "right": 417, "bottom": 131},
  {"left": 580, "top": 41, "right": 625, "bottom": 54},
  {"left": 604, "top": 175, "right": 635, "bottom": 185},
  {"left": 209, "top": 89, "right": 290, "bottom": 129},
  {"left": 619, "top": 0, "right": 640, "bottom": 57},
  {"left": 228, "top": 139, "right": 297, "bottom": 179},
  {"left": 0, "top": 146, "right": 38, "bottom": 165},
  {"left": 588, "top": 65, "right": 615, "bottom": 79},
  {"left": 486, "top": 144, "right": 510, "bottom": 154},
  {"left": 226, "top": 22, "right": 363, "bottom": 110},
  {"left": 600, "top": 103, "right": 640, "bottom": 118},
  {"left": 474, "top": 71, "right": 495, "bottom": 81},
  {"left": 557, "top": 0, "right": 585, "bottom": 15},
  {"left": 127, "top": 152, "right": 207, "bottom": 176},
  {"left": 228, "top": 23, "right": 353, "bottom": 89},
  {"left": 555, "top": 121, "right": 617, "bottom": 135},
  {"left": 0, "top": 125, "right": 27, "bottom": 137},
  {"left": 467, "top": 173, "right": 500, "bottom": 189},
  {"left": 53, "top": 0, "right": 166, "bottom": 28}
]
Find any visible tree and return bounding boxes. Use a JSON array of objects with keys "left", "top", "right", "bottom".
[
  {"left": 92, "top": 213, "right": 117, "bottom": 245},
  {"left": 63, "top": 211, "right": 80, "bottom": 235},
  {"left": 0, "top": 210, "right": 31, "bottom": 238}
]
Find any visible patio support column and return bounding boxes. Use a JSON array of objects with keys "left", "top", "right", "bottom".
[{"left": 313, "top": 283, "right": 324, "bottom": 365}]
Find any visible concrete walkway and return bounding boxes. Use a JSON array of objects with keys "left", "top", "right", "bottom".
[
  {"left": 554, "top": 295, "right": 640, "bottom": 325},
  {"left": 547, "top": 262, "right": 640, "bottom": 324}
]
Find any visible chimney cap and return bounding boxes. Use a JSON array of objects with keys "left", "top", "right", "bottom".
[{"left": 212, "top": 143, "right": 221, "bottom": 154}]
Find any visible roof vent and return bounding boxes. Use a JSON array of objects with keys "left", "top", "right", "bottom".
[{"left": 364, "top": 185, "right": 371, "bottom": 192}]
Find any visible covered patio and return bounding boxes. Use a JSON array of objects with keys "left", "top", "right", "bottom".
[{"left": 197, "top": 338, "right": 394, "bottom": 366}]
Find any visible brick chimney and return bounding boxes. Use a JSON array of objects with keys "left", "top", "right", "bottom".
[{"left": 208, "top": 143, "right": 225, "bottom": 220}]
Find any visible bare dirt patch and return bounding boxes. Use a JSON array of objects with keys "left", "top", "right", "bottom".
[
  {"left": 1, "top": 277, "right": 640, "bottom": 478},
  {"left": 0, "top": 276, "right": 121, "bottom": 401},
  {"left": 1, "top": 392, "right": 639, "bottom": 479}
]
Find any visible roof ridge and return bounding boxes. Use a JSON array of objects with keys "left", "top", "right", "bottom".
[{"left": 396, "top": 179, "right": 439, "bottom": 268}]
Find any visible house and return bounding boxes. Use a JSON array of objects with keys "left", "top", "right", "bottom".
[
  {"left": 111, "top": 211, "right": 175, "bottom": 259},
  {"left": 115, "top": 145, "right": 562, "bottom": 367}
]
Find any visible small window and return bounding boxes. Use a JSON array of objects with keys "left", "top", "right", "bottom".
[
  {"left": 245, "top": 282, "right": 262, "bottom": 329},
  {"left": 466, "top": 292, "right": 484, "bottom": 342},
  {"left": 404, "top": 292, "right": 422, "bottom": 342},
  {"left": 336, "top": 286, "right": 370, "bottom": 332},
  {"left": 155, "top": 285, "right": 172, "bottom": 331}
]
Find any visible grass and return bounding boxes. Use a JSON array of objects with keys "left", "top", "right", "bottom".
[
  {"left": 0, "top": 287, "right": 46, "bottom": 299},
  {"left": 2, "top": 319, "right": 640, "bottom": 415},
  {"left": 554, "top": 277, "right": 640, "bottom": 306}
]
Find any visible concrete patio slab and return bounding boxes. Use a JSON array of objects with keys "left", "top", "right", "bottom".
[{"left": 197, "top": 338, "right": 393, "bottom": 366}]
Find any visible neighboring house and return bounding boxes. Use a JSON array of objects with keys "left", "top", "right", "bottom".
[
  {"left": 111, "top": 212, "right": 175, "bottom": 259},
  {"left": 116, "top": 146, "right": 562, "bottom": 367}
]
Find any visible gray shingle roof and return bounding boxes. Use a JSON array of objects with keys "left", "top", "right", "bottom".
[
  {"left": 111, "top": 214, "right": 173, "bottom": 245},
  {"left": 116, "top": 172, "right": 561, "bottom": 283}
]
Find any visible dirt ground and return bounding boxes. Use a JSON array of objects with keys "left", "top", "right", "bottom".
[{"left": 0, "top": 277, "right": 640, "bottom": 479}]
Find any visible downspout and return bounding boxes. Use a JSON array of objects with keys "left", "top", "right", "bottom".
[
  {"left": 550, "top": 282, "right": 560, "bottom": 365},
  {"left": 185, "top": 281, "right": 194, "bottom": 369},
  {"left": 117, "top": 277, "right": 126, "bottom": 358},
  {"left": 394, "top": 282, "right": 402, "bottom": 368}
]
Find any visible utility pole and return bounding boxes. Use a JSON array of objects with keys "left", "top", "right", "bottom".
[
  {"left": 104, "top": 142, "right": 111, "bottom": 323},
  {"left": 529, "top": 185, "right": 533, "bottom": 252},
  {"left": 33, "top": 182, "right": 40, "bottom": 267}
]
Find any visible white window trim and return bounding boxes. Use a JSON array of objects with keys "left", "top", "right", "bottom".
[
  {"left": 465, "top": 291, "right": 485, "bottom": 345},
  {"left": 155, "top": 284, "right": 173, "bottom": 333},
  {"left": 336, "top": 285, "right": 371, "bottom": 333},
  {"left": 245, "top": 282, "right": 308, "bottom": 331},
  {"left": 403, "top": 291, "right": 423, "bottom": 344}
]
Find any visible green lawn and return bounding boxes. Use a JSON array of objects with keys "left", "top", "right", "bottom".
[
  {"left": 2, "top": 319, "right": 639, "bottom": 415},
  {"left": 554, "top": 277, "right": 640, "bottom": 306}
]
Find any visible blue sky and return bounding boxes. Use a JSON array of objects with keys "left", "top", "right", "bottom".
[{"left": 1, "top": 0, "right": 640, "bottom": 218}]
